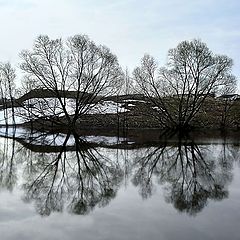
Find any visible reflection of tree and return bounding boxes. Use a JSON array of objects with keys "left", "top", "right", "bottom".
[
  {"left": 21, "top": 132, "right": 124, "bottom": 216},
  {"left": 0, "top": 133, "right": 17, "bottom": 191},
  {"left": 0, "top": 130, "right": 239, "bottom": 217},
  {"left": 132, "top": 137, "right": 235, "bottom": 215}
]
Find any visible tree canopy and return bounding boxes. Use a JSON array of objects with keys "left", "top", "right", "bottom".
[
  {"left": 20, "top": 34, "right": 123, "bottom": 129},
  {"left": 133, "top": 39, "right": 236, "bottom": 130}
]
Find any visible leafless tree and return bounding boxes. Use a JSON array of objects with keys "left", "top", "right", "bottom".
[
  {"left": 133, "top": 39, "right": 236, "bottom": 130},
  {"left": 216, "top": 95, "right": 240, "bottom": 129},
  {"left": 20, "top": 35, "right": 123, "bottom": 130},
  {"left": 0, "top": 62, "right": 16, "bottom": 126}
]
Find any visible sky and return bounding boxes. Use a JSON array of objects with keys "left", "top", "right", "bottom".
[{"left": 0, "top": 0, "right": 240, "bottom": 89}]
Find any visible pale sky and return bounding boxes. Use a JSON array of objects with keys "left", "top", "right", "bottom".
[{"left": 0, "top": 0, "right": 240, "bottom": 88}]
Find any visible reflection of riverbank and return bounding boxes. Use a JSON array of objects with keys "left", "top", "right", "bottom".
[{"left": 2, "top": 126, "right": 240, "bottom": 152}]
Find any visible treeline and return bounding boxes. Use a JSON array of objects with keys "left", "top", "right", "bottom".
[{"left": 0, "top": 35, "right": 237, "bottom": 131}]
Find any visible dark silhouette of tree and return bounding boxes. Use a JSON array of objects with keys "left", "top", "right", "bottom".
[
  {"left": 19, "top": 35, "right": 123, "bottom": 130},
  {"left": 0, "top": 127, "right": 239, "bottom": 216},
  {"left": 21, "top": 131, "right": 124, "bottom": 216},
  {"left": 217, "top": 95, "right": 240, "bottom": 129},
  {"left": 0, "top": 132, "right": 17, "bottom": 191},
  {"left": 133, "top": 39, "right": 236, "bottom": 130},
  {"left": 132, "top": 135, "right": 234, "bottom": 215},
  {"left": 0, "top": 62, "right": 16, "bottom": 126}
]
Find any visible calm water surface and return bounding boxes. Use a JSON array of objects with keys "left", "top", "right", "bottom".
[{"left": 0, "top": 131, "right": 240, "bottom": 240}]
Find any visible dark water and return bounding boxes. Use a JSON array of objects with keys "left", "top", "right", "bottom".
[{"left": 0, "top": 129, "right": 240, "bottom": 240}]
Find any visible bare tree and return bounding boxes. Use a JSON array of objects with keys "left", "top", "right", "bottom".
[
  {"left": 0, "top": 62, "right": 16, "bottom": 126},
  {"left": 20, "top": 35, "right": 123, "bottom": 130},
  {"left": 133, "top": 39, "right": 236, "bottom": 130}
]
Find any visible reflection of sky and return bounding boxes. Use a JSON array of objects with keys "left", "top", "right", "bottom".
[
  {"left": 0, "top": 0, "right": 240, "bottom": 89},
  {"left": 0, "top": 172, "right": 240, "bottom": 240}
]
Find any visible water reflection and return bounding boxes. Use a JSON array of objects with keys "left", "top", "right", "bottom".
[
  {"left": 0, "top": 129, "right": 239, "bottom": 217},
  {"left": 132, "top": 136, "right": 236, "bottom": 215},
  {"left": 0, "top": 137, "right": 17, "bottom": 191},
  {"left": 21, "top": 133, "right": 124, "bottom": 216}
]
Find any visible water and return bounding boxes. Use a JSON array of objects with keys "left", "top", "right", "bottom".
[{"left": 0, "top": 130, "right": 240, "bottom": 240}]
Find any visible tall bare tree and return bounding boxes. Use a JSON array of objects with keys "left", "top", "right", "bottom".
[
  {"left": 133, "top": 39, "right": 236, "bottom": 130},
  {"left": 20, "top": 35, "right": 123, "bottom": 130},
  {"left": 0, "top": 62, "right": 16, "bottom": 126}
]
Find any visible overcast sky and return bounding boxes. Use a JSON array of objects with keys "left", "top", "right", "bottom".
[{"left": 0, "top": 0, "right": 240, "bottom": 87}]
